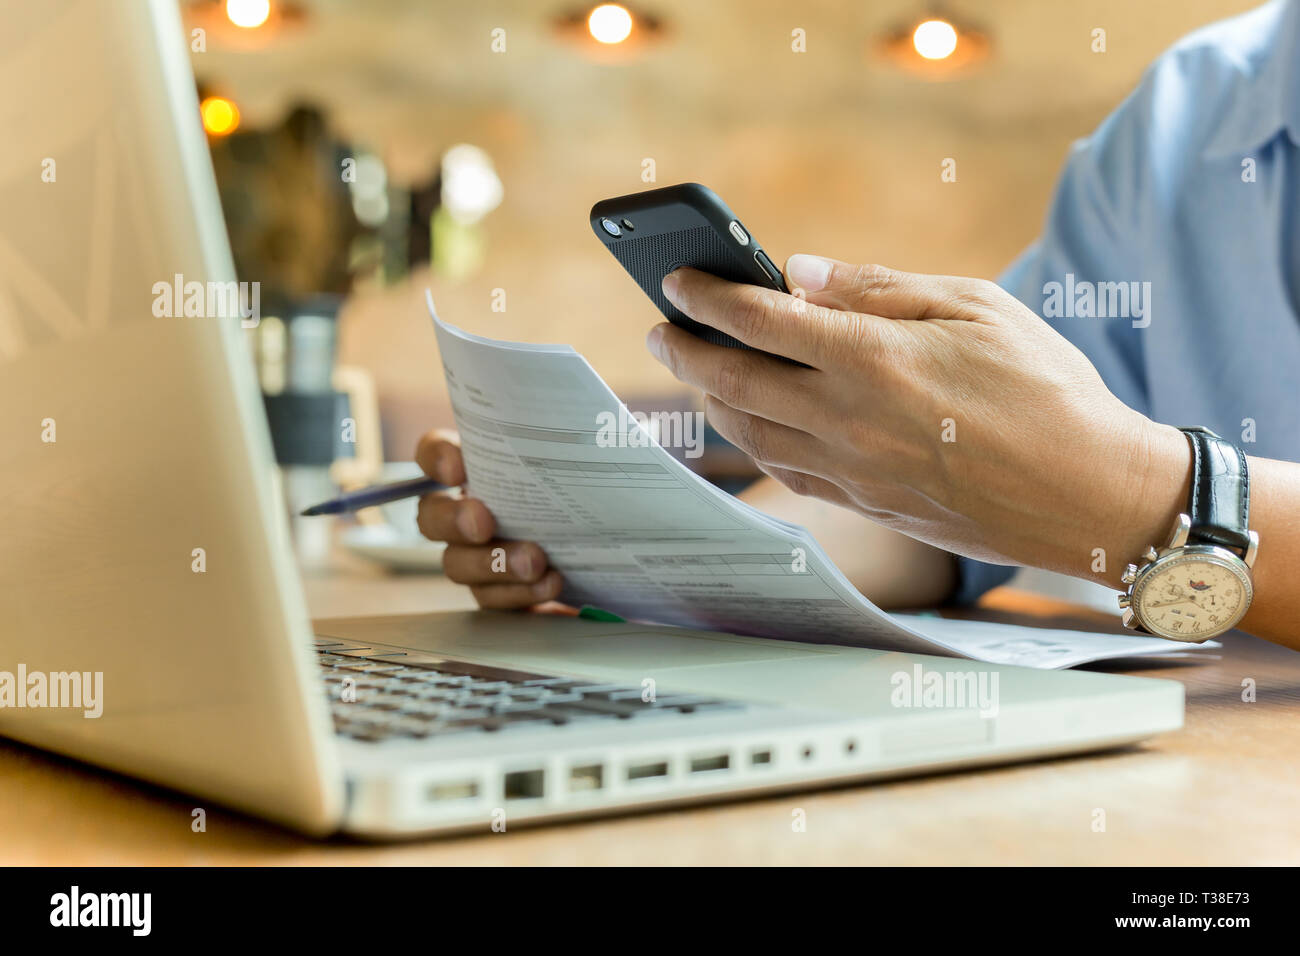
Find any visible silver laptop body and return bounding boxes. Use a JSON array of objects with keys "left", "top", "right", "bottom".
[{"left": 0, "top": 0, "right": 1181, "bottom": 838}]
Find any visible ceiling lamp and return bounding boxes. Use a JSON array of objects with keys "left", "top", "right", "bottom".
[
  {"left": 878, "top": 10, "right": 990, "bottom": 79},
  {"left": 185, "top": 0, "right": 309, "bottom": 51},
  {"left": 588, "top": 4, "right": 634, "bottom": 44},
  {"left": 225, "top": 0, "right": 270, "bottom": 29},
  {"left": 554, "top": 4, "right": 665, "bottom": 62}
]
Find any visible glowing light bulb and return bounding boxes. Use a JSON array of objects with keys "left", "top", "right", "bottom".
[
  {"left": 226, "top": 0, "right": 271, "bottom": 29},
  {"left": 200, "top": 96, "right": 240, "bottom": 136},
  {"left": 588, "top": 4, "right": 633, "bottom": 45},
  {"left": 441, "top": 144, "right": 504, "bottom": 225},
  {"left": 912, "top": 18, "right": 958, "bottom": 60}
]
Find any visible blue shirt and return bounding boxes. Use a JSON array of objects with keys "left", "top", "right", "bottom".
[{"left": 956, "top": 0, "right": 1300, "bottom": 603}]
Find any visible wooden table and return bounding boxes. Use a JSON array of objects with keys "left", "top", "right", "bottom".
[{"left": 4, "top": 551, "right": 1299, "bottom": 865}]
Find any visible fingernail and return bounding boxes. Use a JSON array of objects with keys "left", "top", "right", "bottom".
[
  {"left": 456, "top": 505, "right": 482, "bottom": 541},
  {"left": 661, "top": 270, "right": 681, "bottom": 301},
  {"left": 646, "top": 324, "right": 665, "bottom": 358},
  {"left": 514, "top": 546, "right": 536, "bottom": 578},
  {"left": 785, "top": 254, "right": 831, "bottom": 293}
]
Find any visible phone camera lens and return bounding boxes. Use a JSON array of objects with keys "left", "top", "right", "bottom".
[
  {"left": 600, "top": 217, "right": 621, "bottom": 237},
  {"left": 621, "top": 218, "right": 634, "bottom": 231}
]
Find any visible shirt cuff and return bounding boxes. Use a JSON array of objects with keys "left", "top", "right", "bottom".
[{"left": 952, "top": 556, "right": 1019, "bottom": 606}]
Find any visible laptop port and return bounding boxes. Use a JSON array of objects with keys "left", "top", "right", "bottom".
[
  {"left": 569, "top": 764, "right": 604, "bottom": 792},
  {"left": 503, "top": 769, "right": 545, "bottom": 800},
  {"left": 427, "top": 780, "right": 479, "bottom": 802},
  {"left": 750, "top": 749, "right": 773, "bottom": 766},
  {"left": 689, "top": 754, "right": 730, "bottom": 774},
  {"left": 626, "top": 761, "right": 669, "bottom": 781}
]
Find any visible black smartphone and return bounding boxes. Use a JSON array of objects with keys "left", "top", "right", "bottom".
[{"left": 590, "top": 183, "right": 789, "bottom": 353}]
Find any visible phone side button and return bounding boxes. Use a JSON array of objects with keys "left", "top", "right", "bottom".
[
  {"left": 728, "top": 220, "right": 750, "bottom": 245},
  {"left": 753, "top": 249, "right": 782, "bottom": 287}
]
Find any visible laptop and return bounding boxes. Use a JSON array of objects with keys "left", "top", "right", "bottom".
[{"left": 0, "top": 0, "right": 1182, "bottom": 838}]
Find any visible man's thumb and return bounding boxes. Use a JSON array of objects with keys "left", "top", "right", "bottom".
[
  {"left": 783, "top": 254, "right": 890, "bottom": 312},
  {"left": 783, "top": 254, "right": 964, "bottom": 319}
]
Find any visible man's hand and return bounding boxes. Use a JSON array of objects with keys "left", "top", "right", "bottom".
[
  {"left": 648, "top": 256, "right": 1191, "bottom": 589},
  {"left": 413, "top": 430, "right": 564, "bottom": 609}
]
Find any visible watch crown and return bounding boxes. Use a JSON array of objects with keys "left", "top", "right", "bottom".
[
  {"left": 1143, "top": 547, "right": 1159, "bottom": 563},
  {"left": 1117, "top": 595, "right": 1130, "bottom": 609},
  {"left": 1121, "top": 564, "right": 1138, "bottom": 585}
]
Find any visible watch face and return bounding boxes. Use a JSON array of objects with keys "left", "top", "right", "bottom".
[{"left": 1132, "top": 548, "right": 1253, "bottom": 641}]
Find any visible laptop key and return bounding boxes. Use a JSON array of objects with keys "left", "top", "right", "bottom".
[
  {"left": 408, "top": 674, "right": 474, "bottom": 687},
  {"left": 526, "top": 690, "right": 584, "bottom": 704},
  {"left": 547, "top": 698, "right": 654, "bottom": 718},
  {"left": 439, "top": 706, "right": 491, "bottom": 720},
  {"left": 489, "top": 699, "right": 548, "bottom": 714},
  {"left": 320, "top": 652, "right": 757, "bottom": 741},
  {"left": 502, "top": 686, "right": 552, "bottom": 699},
  {"left": 466, "top": 682, "right": 514, "bottom": 695},
  {"left": 466, "top": 695, "right": 514, "bottom": 709},
  {"left": 553, "top": 682, "right": 630, "bottom": 695},
  {"left": 412, "top": 690, "right": 470, "bottom": 704},
  {"left": 429, "top": 661, "right": 556, "bottom": 683}
]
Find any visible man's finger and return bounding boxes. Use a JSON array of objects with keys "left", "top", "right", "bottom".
[
  {"left": 703, "top": 395, "right": 831, "bottom": 475},
  {"left": 416, "top": 494, "right": 496, "bottom": 545},
  {"left": 443, "top": 541, "right": 550, "bottom": 586},
  {"left": 755, "top": 461, "right": 855, "bottom": 507},
  {"left": 647, "top": 322, "right": 826, "bottom": 430},
  {"left": 783, "top": 255, "right": 998, "bottom": 321},
  {"left": 470, "top": 571, "right": 564, "bottom": 610},
  {"left": 661, "top": 267, "right": 850, "bottom": 367},
  {"left": 414, "top": 428, "right": 468, "bottom": 485}
]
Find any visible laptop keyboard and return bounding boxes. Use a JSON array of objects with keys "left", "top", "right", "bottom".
[{"left": 314, "top": 639, "right": 746, "bottom": 743}]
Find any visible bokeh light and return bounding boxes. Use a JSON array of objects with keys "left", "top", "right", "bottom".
[
  {"left": 588, "top": 4, "right": 633, "bottom": 44},
  {"left": 226, "top": 0, "right": 271, "bottom": 29},
  {"left": 912, "top": 19, "right": 959, "bottom": 60},
  {"left": 200, "top": 96, "right": 240, "bottom": 136}
]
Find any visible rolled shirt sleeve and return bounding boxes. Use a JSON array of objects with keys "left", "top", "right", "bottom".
[{"left": 946, "top": 2, "right": 1300, "bottom": 603}]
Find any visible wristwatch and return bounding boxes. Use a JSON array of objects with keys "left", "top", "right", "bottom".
[{"left": 1118, "top": 426, "right": 1258, "bottom": 642}]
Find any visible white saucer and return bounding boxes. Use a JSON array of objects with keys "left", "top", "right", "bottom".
[{"left": 340, "top": 524, "right": 447, "bottom": 572}]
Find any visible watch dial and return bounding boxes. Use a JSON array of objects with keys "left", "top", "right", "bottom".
[{"left": 1134, "top": 554, "right": 1250, "bottom": 640}]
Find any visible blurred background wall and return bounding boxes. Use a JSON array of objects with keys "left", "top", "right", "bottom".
[{"left": 188, "top": 0, "right": 1261, "bottom": 463}]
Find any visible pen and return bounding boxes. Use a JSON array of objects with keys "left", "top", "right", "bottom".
[{"left": 299, "top": 476, "right": 449, "bottom": 516}]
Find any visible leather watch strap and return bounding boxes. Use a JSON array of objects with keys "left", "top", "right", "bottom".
[{"left": 1179, "top": 426, "right": 1251, "bottom": 552}]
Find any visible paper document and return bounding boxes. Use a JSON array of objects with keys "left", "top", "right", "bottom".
[{"left": 428, "top": 293, "right": 1216, "bottom": 669}]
